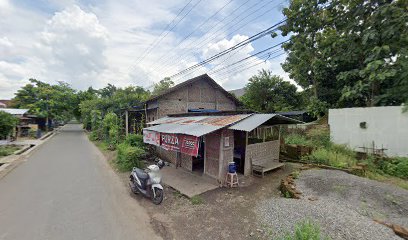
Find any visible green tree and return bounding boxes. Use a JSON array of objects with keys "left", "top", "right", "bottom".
[
  {"left": 241, "top": 70, "right": 301, "bottom": 112},
  {"left": 280, "top": 0, "right": 408, "bottom": 109},
  {"left": 0, "top": 111, "right": 18, "bottom": 139},
  {"left": 102, "top": 112, "right": 120, "bottom": 145},
  {"left": 12, "top": 79, "right": 77, "bottom": 123},
  {"left": 152, "top": 77, "right": 174, "bottom": 95},
  {"left": 78, "top": 84, "right": 150, "bottom": 133}
]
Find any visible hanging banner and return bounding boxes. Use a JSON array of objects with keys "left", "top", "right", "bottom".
[
  {"left": 160, "top": 133, "right": 180, "bottom": 152},
  {"left": 159, "top": 133, "right": 199, "bottom": 157},
  {"left": 180, "top": 135, "right": 199, "bottom": 156},
  {"left": 143, "top": 130, "right": 160, "bottom": 146}
]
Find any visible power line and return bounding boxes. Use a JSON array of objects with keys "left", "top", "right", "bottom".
[
  {"left": 174, "top": 40, "right": 286, "bottom": 83},
  {"left": 210, "top": 49, "right": 284, "bottom": 78},
  {"left": 143, "top": 0, "right": 236, "bottom": 71},
  {"left": 147, "top": 0, "right": 254, "bottom": 74},
  {"left": 134, "top": 0, "right": 203, "bottom": 66},
  {"left": 211, "top": 51, "right": 285, "bottom": 80},
  {"left": 167, "top": 20, "right": 286, "bottom": 79},
  {"left": 155, "top": 0, "right": 284, "bottom": 77}
]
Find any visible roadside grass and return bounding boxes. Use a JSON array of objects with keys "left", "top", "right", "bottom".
[
  {"left": 278, "top": 219, "right": 330, "bottom": 240},
  {"left": 366, "top": 171, "right": 408, "bottom": 190},
  {"left": 285, "top": 129, "right": 408, "bottom": 190},
  {"left": 0, "top": 145, "right": 21, "bottom": 158},
  {"left": 89, "top": 133, "right": 146, "bottom": 172},
  {"left": 190, "top": 195, "right": 204, "bottom": 205}
]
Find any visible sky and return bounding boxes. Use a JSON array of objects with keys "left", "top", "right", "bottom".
[{"left": 0, "top": 0, "right": 292, "bottom": 99}]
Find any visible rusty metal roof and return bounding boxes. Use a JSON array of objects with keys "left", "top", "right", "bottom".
[
  {"left": 144, "top": 113, "right": 301, "bottom": 137},
  {"left": 144, "top": 114, "right": 251, "bottom": 137}
]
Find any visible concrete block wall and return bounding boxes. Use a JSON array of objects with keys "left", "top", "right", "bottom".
[
  {"left": 246, "top": 140, "right": 280, "bottom": 168},
  {"left": 155, "top": 79, "right": 236, "bottom": 119},
  {"left": 218, "top": 129, "right": 234, "bottom": 181},
  {"left": 156, "top": 147, "right": 192, "bottom": 171},
  {"left": 329, "top": 106, "right": 408, "bottom": 157},
  {"left": 205, "top": 131, "right": 221, "bottom": 178}
]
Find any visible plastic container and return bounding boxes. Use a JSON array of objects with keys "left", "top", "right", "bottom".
[{"left": 228, "top": 162, "right": 236, "bottom": 173}]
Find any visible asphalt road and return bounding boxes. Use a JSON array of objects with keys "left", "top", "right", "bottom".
[{"left": 0, "top": 124, "right": 161, "bottom": 240}]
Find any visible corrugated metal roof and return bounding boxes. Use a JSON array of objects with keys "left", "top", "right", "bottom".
[
  {"left": 145, "top": 114, "right": 251, "bottom": 136},
  {"left": 145, "top": 113, "right": 302, "bottom": 136},
  {"left": 144, "top": 123, "right": 224, "bottom": 137},
  {"left": 0, "top": 108, "right": 29, "bottom": 115},
  {"left": 228, "top": 114, "right": 302, "bottom": 131}
]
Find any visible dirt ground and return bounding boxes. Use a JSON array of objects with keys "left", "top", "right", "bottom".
[{"left": 114, "top": 161, "right": 298, "bottom": 240}]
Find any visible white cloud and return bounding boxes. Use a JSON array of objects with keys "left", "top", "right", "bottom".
[
  {"left": 0, "top": 0, "right": 291, "bottom": 98},
  {"left": 36, "top": 5, "right": 109, "bottom": 88}
]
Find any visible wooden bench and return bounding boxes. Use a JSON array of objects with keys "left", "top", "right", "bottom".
[{"left": 252, "top": 161, "right": 284, "bottom": 178}]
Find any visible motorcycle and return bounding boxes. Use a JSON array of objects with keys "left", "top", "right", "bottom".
[{"left": 129, "top": 160, "right": 165, "bottom": 205}]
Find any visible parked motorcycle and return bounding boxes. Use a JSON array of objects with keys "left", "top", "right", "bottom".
[{"left": 129, "top": 160, "right": 165, "bottom": 205}]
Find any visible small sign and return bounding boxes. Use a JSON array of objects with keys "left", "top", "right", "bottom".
[
  {"left": 224, "top": 137, "right": 230, "bottom": 147},
  {"left": 143, "top": 130, "right": 160, "bottom": 146}
]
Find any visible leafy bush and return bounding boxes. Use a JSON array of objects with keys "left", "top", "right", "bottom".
[
  {"left": 376, "top": 157, "right": 408, "bottom": 179},
  {"left": 115, "top": 143, "right": 145, "bottom": 171},
  {"left": 124, "top": 134, "right": 144, "bottom": 148},
  {"left": 279, "top": 220, "right": 330, "bottom": 240},
  {"left": 102, "top": 112, "right": 121, "bottom": 145},
  {"left": 285, "top": 134, "right": 312, "bottom": 146},
  {"left": 0, "top": 111, "right": 18, "bottom": 139},
  {"left": 308, "top": 128, "right": 331, "bottom": 148},
  {"left": 305, "top": 147, "right": 356, "bottom": 168},
  {"left": 0, "top": 146, "right": 20, "bottom": 157},
  {"left": 89, "top": 130, "right": 100, "bottom": 141}
]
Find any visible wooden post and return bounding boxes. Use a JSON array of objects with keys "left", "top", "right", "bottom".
[
  {"left": 125, "top": 110, "right": 129, "bottom": 136},
  {"left": 263, "top": 127, "right": 266, "bottom": 142}
]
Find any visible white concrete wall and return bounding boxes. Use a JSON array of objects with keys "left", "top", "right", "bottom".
[{"left": 329, "top": 106, "right": 408, "bottom": 157}]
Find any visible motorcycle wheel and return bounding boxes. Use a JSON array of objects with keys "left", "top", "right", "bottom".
[
  {"left": 151, "top": 188, "right": 164, "bottom": 205},
  {"left": 129, "top": 181, "right": 138, "bottom": 194}
]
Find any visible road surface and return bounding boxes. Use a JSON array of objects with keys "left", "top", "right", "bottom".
[{"left": 0, "top": 124, "right": 161, "bottom": 240}]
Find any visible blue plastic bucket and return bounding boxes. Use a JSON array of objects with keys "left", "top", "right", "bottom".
[{"left": 228, "top": 162, "right": 236, "bottom": 173}]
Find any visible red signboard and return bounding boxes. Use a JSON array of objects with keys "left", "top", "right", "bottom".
[
  {"left": 160, "top": 133, "right": 199, "bottom": 157},
  {"left": 180, "top": 135, "right": 199, "bottom": 156},
  {"left": 161, "top": 133, "right": 180, "bottom": 152}
]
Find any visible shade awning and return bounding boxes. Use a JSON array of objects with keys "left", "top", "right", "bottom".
[
  {"left": 229, "top": 114, "right": 303, "bottom": 132},
  {"left": 144, "top": 123, "right": 225, "bottom": 137}
]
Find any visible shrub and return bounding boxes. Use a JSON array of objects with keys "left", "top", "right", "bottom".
[
  {"left": 0, "top": 111, "right": 18, "bottom": 139},
  {"left": 376, "top": 157, "right": 408, "bottom": 179},
  {"left": 102, "top": 112, "right": 120, "bottom": 145},
  {"left": 279, "top": 220, "right": 330, "bottom": 240},
  {"left": 115, "top": 143, "right": 145, "bottom": 171},
  {"left": 307, "top": 128, "right": 331, "bottom": 148},
  {"left": 305, "top": 147, "right": 356, "bottom": 168},
  {"left": 124, "top": 134, "right": 144, "bottom": 148},
  {"left": 0, "top": 145, "right": 20, "bottom": 157},
  {"left": 89, "top": 130, "right": 100, "bottom": 141},
  {"left": 285, "top": 134, "right": 312, "bottom": 146}
]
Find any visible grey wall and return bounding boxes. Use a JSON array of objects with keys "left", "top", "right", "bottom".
[{"left": 329, "top": 106, "right": 408, "bottom": 157}]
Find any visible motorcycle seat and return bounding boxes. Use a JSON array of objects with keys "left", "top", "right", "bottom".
[{"left": 135, "top": 168, "right": 149, "bottom": 180}]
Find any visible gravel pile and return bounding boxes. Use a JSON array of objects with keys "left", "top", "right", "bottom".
[
  {"left": 255, "top": 169, "right": 408, "bottom": 240},
  {"left": 297, "top": 169, "right": 408, "bottom": 228},
  {"left": 256, "top": 198, "right": 400, "bottom": 240}
]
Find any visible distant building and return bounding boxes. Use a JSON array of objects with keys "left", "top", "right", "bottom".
[
  {"left": 125, "top": 74, "right": 241, "bottom": 134},
  {"left": 276, "top": 110, "right": 316, "bottom": 123},
  {"left": 329, "top": 106, "right": 408, "bottom": 157},
  {"left": 0, "top": 100, "right": 12, "bottom": 108}
]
